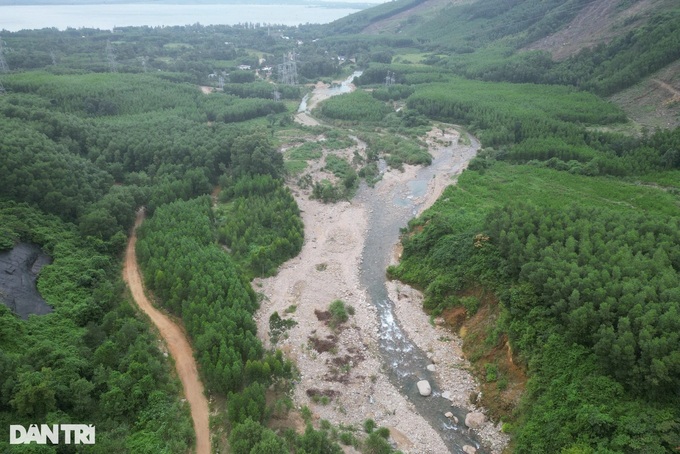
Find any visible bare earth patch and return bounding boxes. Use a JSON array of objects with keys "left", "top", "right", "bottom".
[{"left": 523, "top": 0, "right": 668, "bottom": 60}]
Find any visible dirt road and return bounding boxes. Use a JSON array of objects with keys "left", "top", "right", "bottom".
[
  {"left": 653, "top": 78, "right": 680, "bottom": 103},
  {"left": 123, "top": 210, "right": 211, "bottom": 454}
]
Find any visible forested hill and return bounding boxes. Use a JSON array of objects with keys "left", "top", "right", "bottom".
[
  {"left": 316, "top": 0, "right": 680, "bottom": 452},
  {"left": 323, "top": 0, "right": 680, "bottom": 128}
]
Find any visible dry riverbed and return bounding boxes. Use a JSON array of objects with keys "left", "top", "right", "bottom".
[{"left": 255, "top": 127, "right": 508, "bottom": 453}]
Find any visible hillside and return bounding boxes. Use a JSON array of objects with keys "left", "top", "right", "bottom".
[
  {"left": 321, "top": 1, "right": 680, "bottom": 452},
  {"left": 522, "top": 0, "right": 677, "bottom": 60},
  {"left": 325, "top": 0, "right": 679, "bottom": 129}
]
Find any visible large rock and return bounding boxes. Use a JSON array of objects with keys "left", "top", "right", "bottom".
[
  {"left": 441, "top": 391, "right": 452, "bottom": 401},
  {"left": 463, "top": 445, "right": 477, "bottom": 454},
  {"left": 426, "top": 364, "right": 436, "bottom": 372},
  {"left": 465, "top": 412, "right": 486, "bottom": 429},
  {"left": 417, "top": 380, "right": 432, "bottom": 396}
]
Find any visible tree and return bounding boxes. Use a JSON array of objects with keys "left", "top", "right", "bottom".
[{"left": 10, "top": 368, "right": 57, "bottom": 418}]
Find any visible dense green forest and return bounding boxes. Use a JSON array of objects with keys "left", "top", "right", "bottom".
[
  {"left": 389, "top": 159, "right": 680, "bottom": 452},
  {"left": 0, "top": 202, "right": 195, "bottom": 453},
  {"left": 1, "top": 0, "right": 679, "bottom": 452},
  {"left": 0, "top": 22, "right": 313, "bottom": 452}
]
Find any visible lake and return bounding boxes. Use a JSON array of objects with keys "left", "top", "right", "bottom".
[{"left": 0, "top": 3, "right": 366, "bottom": 31}]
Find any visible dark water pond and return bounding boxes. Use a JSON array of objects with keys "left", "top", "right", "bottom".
[{"left": 0, "top": 243, "right": 53, "bottom": 319}]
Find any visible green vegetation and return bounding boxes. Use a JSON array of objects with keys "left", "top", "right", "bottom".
[
  {"left": 389, "top": 161, "right": 680, "bottom": 452},
  {"left": 2, "top": 0, "right": 679, "bottom": 451},
  {"left": 137, "top": 197, "right": 279, "bottom": 394},
  {"left": 407, "top": 79, "right": 626, "bottom": 147},
  {"left": 0, "top": 202, "right": 194, "bottom": 453},
  {"left": 319, "top": 89, "right": 393, "bottom": 122},
  {"left": 360, "top": 132, "right": 431, "bottom": 168},
  {"left": 288, "top": 141, "right": 324, "bottom": 161},
  {"left": 328, "top": 300, "right": 352, "bottom": 329},
  {"left": 216, "top": 174, "right": 303, "bottom": 278}
]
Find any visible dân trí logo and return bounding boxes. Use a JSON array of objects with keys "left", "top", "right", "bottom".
[{"left": 9, "top": 424, "right": 95, "bottom": 445}]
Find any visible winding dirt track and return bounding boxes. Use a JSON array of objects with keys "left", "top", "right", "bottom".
[{"left": 123, "top": 210, "right": 211, "bottom": 454}]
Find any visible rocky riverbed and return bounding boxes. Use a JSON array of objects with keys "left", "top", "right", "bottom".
[{"left": 255, "top": 126, "right": 509, "bottom": 453}]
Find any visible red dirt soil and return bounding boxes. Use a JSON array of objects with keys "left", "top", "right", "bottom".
[{"left": 123, "top": 209, "right": 211, "bottom": 454}]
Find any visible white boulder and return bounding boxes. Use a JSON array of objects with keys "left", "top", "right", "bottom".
[
  {"left": 465, "top": 412, "right": 486, "bottom": 429},
  {"left": 417, "top": 380, "right": 432, "bottom": 396}
]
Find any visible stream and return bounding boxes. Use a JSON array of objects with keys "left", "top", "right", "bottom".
[
  {"left": 358, "top": 136, "right": 484, "bottom": 454},
  {"left": 297, "top": 76, "right": 485, "bottom": 452},
  {"left": 297, "top": 71, "right": 362, "bottom": 113}
]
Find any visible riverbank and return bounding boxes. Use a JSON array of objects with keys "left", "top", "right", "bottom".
[{"left": 255, "top": 125, "right": 509, "bottom": 453}]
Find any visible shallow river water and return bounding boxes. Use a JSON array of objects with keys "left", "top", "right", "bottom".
[
  {"left": 358, "top": 137, "right": 484, "bottom": 454},
  {"left": 298, "top": 76, "right": 486, "bottom": 452}
]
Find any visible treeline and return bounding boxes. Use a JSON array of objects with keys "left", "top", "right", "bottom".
[
  {"left": 4, "top": 71, "right": 287, "bottom": 124},
  {"left": 319, "top": 89, "right": 393, "bottom": 123},
  {"left": 0, "top": 115, "right": 113, "bottom": 221},
  {"left": 222, "top": 82, "right": 300, "bottom": 100},
  {"left": 136, "top": 197, "right": 281, "bottom": 395},
  {"left": 3, "top": 24, "right": 293, "bottom": 84},
  {"left": 388, "top": 161, "right": 680, "bottom": 453},
  {"left": 217, "top": 174, "right": 304, "bottom": 278},
  {"left": 355, "top": 64, "right": 450, "bottom": 86},
  {"left": 407, "top": 79, "right": 626, "bottom": 147},
  {"left": 488, "top": 204, "right": 680, "bottom": 395},
  {"left": 0, "top": 202, "right": 194, "bottom": 453},
  {"left": 0, "top": 71, "right": 293, "bottom": 246},
  {"left": 405, "top": 79, "right": 680, "bottom": 178},
  {"left": 136, "top": 197, "right": 371, "bottom": 453},
  {"left": 550, "top": 10, "right": 680, "bottom": 96}
]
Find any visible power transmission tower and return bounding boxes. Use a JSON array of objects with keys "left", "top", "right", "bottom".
[
  {"left": 106, "top": 40, "right": 117, "bottom": 73},
  {"left": 0, "top": 38, "right": 8, "bottom": 95},
  {"left": 50, "top": 51, "right": 57, "bottom": 66},
  {"left": 385, "top": 70, "right": 395, "bottom": 87},
  {"left": 139, "top": 56, "right": 148, "bottom": 73},
  {"left": 218, "top": 73, "right": 225, "bottom": 90},
  {"left": 277, "top": 52, "right": 297, "bottom": 85},
  {"left": 272, "top": 90, "right": 281, "bottom": 101}
]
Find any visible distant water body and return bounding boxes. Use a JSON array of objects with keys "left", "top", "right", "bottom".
[{"left": 0, "top": 3, "right": 365, "bottom": 31}]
